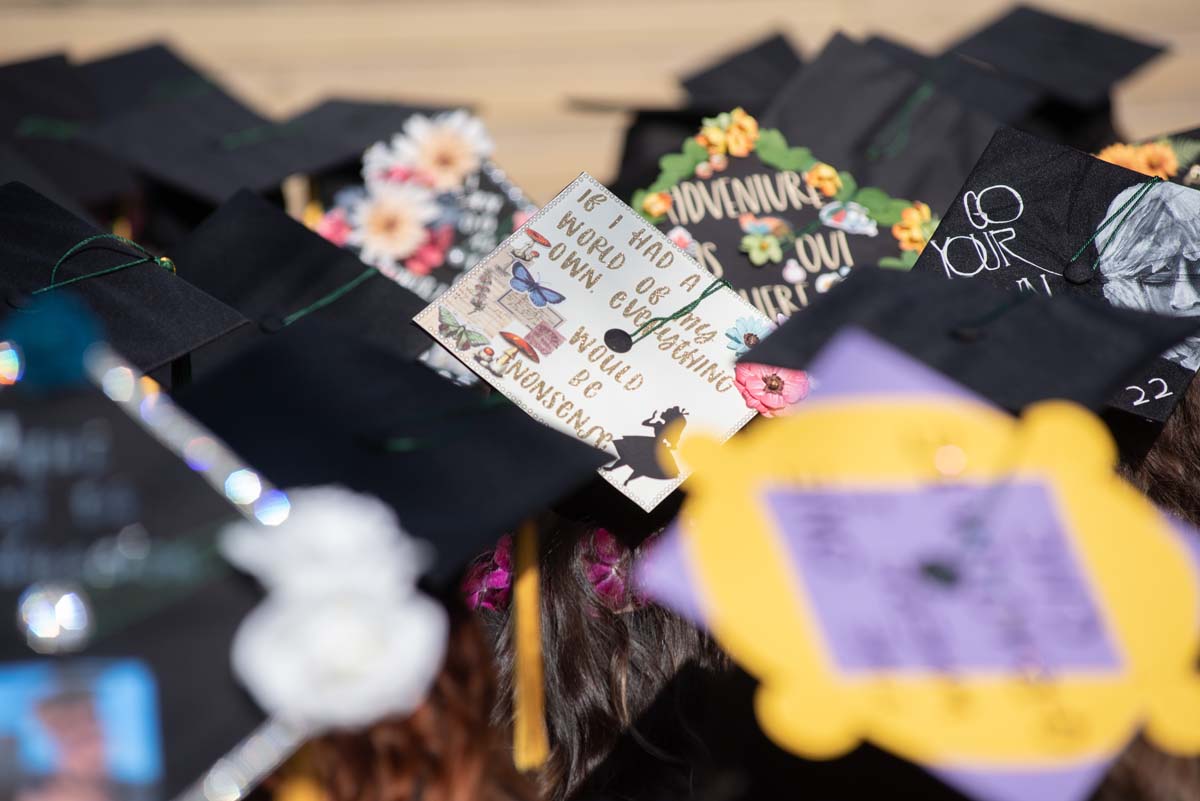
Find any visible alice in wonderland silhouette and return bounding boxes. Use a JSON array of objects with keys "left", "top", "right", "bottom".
[{"left": 601, "top": 407, "right": 688, "bottom": 486}]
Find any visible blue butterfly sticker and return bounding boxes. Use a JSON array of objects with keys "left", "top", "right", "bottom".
[{"left": 510, "top": 261, "right": 566, "bottom": 307}]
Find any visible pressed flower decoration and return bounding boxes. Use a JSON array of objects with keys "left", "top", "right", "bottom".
[
  {"left": 891, "top": 202, "right": 939, "bottom": 253},
  {"left": 220, "top": 486, "right": 448, "bottom": 733},
  {"left": 667, "top": 225, "right": 699, "bottom": 257},
  {"left": 738, "top": 213, "right": 795, "bottom": 266},
  {"left": 734, "top": 362, "right": 810, "bottom": 417},
  {"left": 1097, "top": 137, "right": 1200, "bottom": 183},
  {"left": 803, "top": 163, "right": 842, "bottom": 198},
  {"left": 726, "top": 316, "right": 774, "bottom": 356},
  {"left": 364, "top": 110, "right": 493, "bottom": 192}
]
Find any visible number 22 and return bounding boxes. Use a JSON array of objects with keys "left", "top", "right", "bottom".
[{"left": 1126, "top": 378, "right": 1173, "bottom": 406}]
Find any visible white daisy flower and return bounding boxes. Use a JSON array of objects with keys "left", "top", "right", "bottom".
[
  {"left": 346, "top": 183, "right": 440, "bottom": 274},
  {"left": 387, "top": 111, "right": 494, "bottom": 192}
]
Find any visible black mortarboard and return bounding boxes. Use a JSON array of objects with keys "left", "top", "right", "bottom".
[
  {"left": 0, "top": 181, "right": 247, "bottom": 373},
  {"left": 0, "top": 53, "right": 136, "bottom": 208},
  {"left": 744, "top": 265, "right": 1200, "bottom": 418},
  {"left": 907, "top": 125, "right": 1200, "bottom": 422},
  {"left": 168, "top": 189, "right": 433, "bottom": 378},
  {"left": 603, "top": 108, "right": 708, "bottom": 205},
  {"left": 79, "top": 41, "right": 232, "bottom": 119},
  {"left": 0, "top": 140, "right": 94, "bottom": 223},
  {"left": 863, "top": 35, "right": 1041, "bottom": 128},
  {"left": 761, "top": 33, "right": 998, "bottom": 208},
  {"left": 947, "top": 5, "right": 1164, "bottom": 112},
  {"left": 0, "top": 300, "right": 271, "bottom": 800},
  {"left": 176, "top": 322, "right": 609, "bottom": 585},
  {"left": 944, "top": 6, "right": 1165, "bottom": 152},
  {"left": 680, "top": 33, "right": 802, "bottom": 114}
]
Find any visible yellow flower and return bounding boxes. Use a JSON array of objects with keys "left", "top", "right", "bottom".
[
  {"left": 726, "top": 108, "right": 760, "bottom": 157},
  {"left": 1138, "top": 141, "right": 1179, "bottom": 180},
  {"left": 804, "top": 163, "right": 842, "bottom": 197},
  {"left": 698, "top": 125, "right": 727, "bottom": 156},
  {"left": 891, "top": 202, "right": 934, "bottom": 253},
  {"left": 642, "top": 191, "right": 673, "bottom": 218},
  {"left": 1097, "top": 143, "right": 1143, "bottom": 172}
]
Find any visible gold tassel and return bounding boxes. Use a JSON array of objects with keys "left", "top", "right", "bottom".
[{"left": 513, "top": 519, "right": 549, "bottom": 771}]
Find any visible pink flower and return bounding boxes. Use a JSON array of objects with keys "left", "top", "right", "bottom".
[
  {"left": 376, "top": 165, "right": 437, "bottom": 188},
  {"left": 513, "top": 209, "right": 536, "bottom": 229},
  {"left": 316, "top": 208, "right": 352, "bottom": 247},
  {"left": 734, "top": 362, "right": 810, "bottom": 417},
  {"left": 583, "top": 528, "right": 629, "bottom": 611},
  {"left": 404, "top": 225, "right": 454, "bottom": 276},
  {"left": 462, "top": 535, "right": 513, "bottom": 611}
]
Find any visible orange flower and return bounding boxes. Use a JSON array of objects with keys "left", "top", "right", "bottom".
[
  {"left": 642, "top": 191, "right": 673, "bottom": 218},
  {"left": 1097, "top": 143, "right": 1144, "bottom": 172},
  {"left": 725, "top": 108, "right": 760, "bottom": 157},
  {"left": 698, "top": 124, "right": 727, "bottom": 156},
  {"left": 891, "top": 202, "right": 935, "bottom": 253},
  {"left": 804, "top": 163, "right": 842, "bottom": 197},
  {"left": 1138, "top": 141, "right": 1179, "bottom": 180}
]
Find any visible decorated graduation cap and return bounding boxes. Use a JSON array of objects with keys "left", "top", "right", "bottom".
[
  {"left": 632, "top": 37, "right": 956, "bottom": 321},
  {"left": 0, "top": 293, "right": 292, "bottom": 800},
  {"left": 761, "top": 33, "right": 998, "bottom": 209},
  {"left": 637, "top": 327, "right": 1200, "bottom": 801},
  {"left": 166, "top": 189, "right": 433, "bottom": 379},
  {"left": 0, "top": 181, "right": 247, "bottom": 376},
  {"left": 312, "top": 108, "right": 534, "bottom": 305},
  {"left": 0, "top": 53, "right": 136, "bottom": 209},
  {"left": 744, "top": 265, "right": 1200, "bottom": 418},
  {"left": 946, "top": 5, "right": 1163, "bottom": 149},
  {"left": 908, "top": 125, "right": 1200, "bottom": 423},
  {"left": 680, "top": 33, "right": 802, "bottom": 115}
]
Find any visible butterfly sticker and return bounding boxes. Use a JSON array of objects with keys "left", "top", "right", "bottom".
[
  {"left": 438, "top": 306, "right": 491, "bottom": 351},
  {"left": 510, "top": 261, "right": 566, "bottom": 307}
]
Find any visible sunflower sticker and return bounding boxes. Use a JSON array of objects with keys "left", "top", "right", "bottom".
[
  {"left": 637, "top": 329, "right": 1200, "bottom": 801},
  {"left": 632, "top": 109, "right": 937, "bottom": 321}
]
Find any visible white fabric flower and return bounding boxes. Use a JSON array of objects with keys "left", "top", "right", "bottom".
[
  {"left": 220, "top": 486, "right": 447, "bottom": 733},
  {"left": 346, "top": 183, "right": 440, "bottom": 274}
]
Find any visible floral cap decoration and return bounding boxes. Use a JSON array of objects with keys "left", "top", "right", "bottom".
[{"left": 220, "top": 485, "right": 449, "bottom": 734}]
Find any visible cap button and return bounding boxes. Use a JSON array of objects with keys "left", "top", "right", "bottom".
[
  {"left": 1063, "top": 262, "right": 1093, "bottom": 285},
  {"left": 604, "top": 328, "right": 633, "bottom": 353},
  {"left": 4, "top": 289, "right": 31, "bottom": 310},
  {"left": 259, "top": 315, "right": 286, "bottom": 334},
  {"left": 950, "top": 326, "right": 982, "bottom": 343}
]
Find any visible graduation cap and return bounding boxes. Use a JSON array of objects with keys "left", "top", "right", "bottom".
[
  {"left": 863, "top": 35, "right": 1041, "bottom": 130},
  {"left": 0, "top": 53, "right": 136, "bottom": 209},
  {"left": 175, "top": 322, "right": 608, "bottom": 583},
  {"left": 0, "top": 295, "right": 285, "bottom": 800},
  {"left": 166, "top": 189, "right": 432, "bottom": 379},
  {"left": 760, "top": 33, "right": 998, "bottom": 208},
  {"left": 744, "top": 265, "right": 1200, "bottom": 417},
  {"left": 906, "top": 125, "right": 1200, "bottom": 423},
  {"left": 0, "top": 140, "right": 94, "bottom": 223},
  {"left": 944, "top": 6, "right": 1164, "bottom": 152},
  {"left": 79, "top": 41, "right": 233, "bottom": 119},
  {"left": 0, "top": 181, "right": 247, "bottom": 375},
  {"left": 680, "top": 33, "right": 802, "bottom": 114},
  {"left": 947, "top": 5, "right": 1164, "bottom": 112}
]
